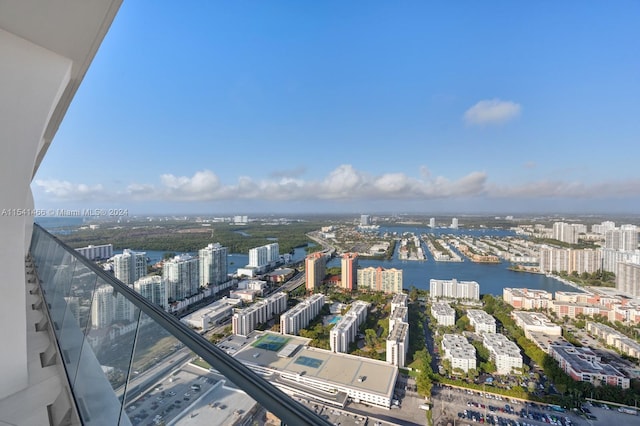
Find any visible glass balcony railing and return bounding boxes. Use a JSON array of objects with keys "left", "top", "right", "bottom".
[{"left": 30, "top": 224, "right": 331, "bottom": 426}]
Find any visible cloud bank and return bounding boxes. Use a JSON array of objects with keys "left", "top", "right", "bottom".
[
  {"left": 464, "top": 99, "right": 521, "bottom": 125},
  {"left": 34, "top": 165, "right": 640, "bottom": 208}
]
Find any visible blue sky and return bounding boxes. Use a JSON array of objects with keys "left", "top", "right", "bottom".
[{"left": 33, "top": 1, "right": 640, "bottom": 215}]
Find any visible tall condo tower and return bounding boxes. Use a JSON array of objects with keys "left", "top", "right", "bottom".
[
  {"left": 341, "top": 253, "right": 358, "bottom": 291},
  {"left": 199, "top": 243, "right": 228, "bottom": 287},
  {"left": 305, "top": 252, "right": 326, "bottom": 291},
  {"left": 112, "top": 249, "right": 147, "bottom": 285},
  {"left": 164, "top": 254, "right": 199, "bottom": 301}
]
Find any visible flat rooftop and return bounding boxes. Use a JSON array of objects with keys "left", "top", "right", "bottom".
[{"left": 227, "top": 332, "right": 397, "bottom": 398}]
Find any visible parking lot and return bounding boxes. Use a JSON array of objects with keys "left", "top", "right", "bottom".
[{"left": 124, "top": 364, "right": 256, "bottom": 425}]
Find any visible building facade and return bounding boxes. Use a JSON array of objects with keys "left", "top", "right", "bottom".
[
  {"left": 134, "top": 275, "right": 168, "bottom": 309},
  {"left": 429, "top": 278, "right": 480, "bottom": 300},
  {"left": 341, "top": 252, "right": 358, "bottom": 291},
  {"left": 232, "top": 292, "right": 288, "bottom": 336},
  {"left": 329, "top": 301, "right": 369, "bottom": 353},
  {"left": 163, "top": 254, "right": 199, "bottom": 302},
  {"left": 248, "top": 243, "right": 279, "bottom": 268},
  {"left": 549, "top": 345, "right": 629, "bottom": 389},
  {"left": 280, "top": 293, "right": 325, "bottom": 335},
  {"left": 76, "top": 244, "right": 113, "bottom": 261},
  {"left": 357, "top": 267, "right": 403, "bottom": 294},
  {"left": 482, "top": 333, "right": 522, "bottom": 375},
  {"left": 431, "top": 303, "right": 456, "bottom": 326},
  {"left": 441, "top": 334, "right": 476, "bottom": 373},
  {"left": 503, "top": 288, "right": 552, "bottom": 310},
  {"left": 305, "top": 252, "right": 326, "bottom": 291},
  {"left": 616, "top": 262, "right": 640, "bottom": 297},
  {"left": 199, "top": 243, "right": 228, "bottom": 288},
  {"left": 112, "top": 249, "right": 147, "bottom": 285},
  {"left": 467, "top": 309, "right": 496, "bottom": 334}
]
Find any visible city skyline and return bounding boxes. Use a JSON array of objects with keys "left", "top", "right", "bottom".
[{"left": 32, "top": 2, "right": 640, "bottom": 214}]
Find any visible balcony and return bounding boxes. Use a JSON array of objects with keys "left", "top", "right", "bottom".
[{"left": 28, "top": 224, "right": 330, "bottom": 425}]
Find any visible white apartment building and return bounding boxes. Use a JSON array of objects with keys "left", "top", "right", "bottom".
[
  {"left": 134, "top": 275, "right": 168, "bottom": 309},
  {"left": 429, "top": 278, "right": 480, "bottom": 300},
  {"left": 163, "top": 254, "right": 199, "bottom": 302},
  {"left": 467, "top": 309, "right": 496, "bottom": 333},
  {"left": 616, "top": 262, "right": 640, "bottom": 297},
  {"left": 280, "top": 293, "right": 325, "bottom": 335},
  {"left": 330, "top": 301, "right": 370, "bottom": 353},
  {"left": 390, "top": 293, "right": 408, "bottom": 313},
  {"left": 605, "top": 226, "right": 639, "bottom": 251},
  {"left": 482, "top": 333, "right": 522, "bottom": 375},
  {"left": 232, "top": 292, "right": 288, "bottom": 336},
  {"left": 248, "top": 243, "right": 280, "bottom": 268},
  {"left": 386, "top": 322, "right": 409, "bottom": 367},
  {"left": 76, "top": 244, "right": 113, "bottom": 261},
  {"left": 112, "top": 249, "right": 147, "bottom": 285},
  {"left": 511, "top": 311, "right": 562, "bottom": 339},
  {"left": 601, "top": 248, "right": 640, "bottom": 273},
  {"left": 199, "top": 243, "right": 228, "bottom": 288},
  {"left": 90, "top": 285, "right": 134, "bottom": 329},
  {"left": 503, "top": 288, "right": 552, "bottom": 310},
  {"left": 553, "top": 222, "right": 578, "bottom": 244},
  {"left": 431, "top": 302, "right": 455, "bottom": 326},
  {"left": 538, "top": 246, "right": 602, "bottom": 275},
  {"left": 591, "top": 221, "right": 616, "bottom": 234},
  {"left": 442, "top": 334, "right": 476, "bottom": 373},
  {"left": 388, "top": 306, "right": 408, "bottom": 331}
]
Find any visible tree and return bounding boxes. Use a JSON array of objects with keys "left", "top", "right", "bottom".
[{"left": 365, "top": 328, "right": 377, "bottom": 347}]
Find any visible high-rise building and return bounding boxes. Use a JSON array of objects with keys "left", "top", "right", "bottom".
[
  {"left": 601, "top": 248, "right": 640, "bottom": 273},
  {"left": 616, "top": 262, "right": 640, "bottom": 297},
  {"left": 429, "top": 278, "right": 479, "bottom": 300},
  {"left": 451, "top": 218, "right": 459, "bottom": 229},
  {"left": 305, "top": 252, "right": 325, "bottom": 291},
  {"left": 164, "top": 254, "right": 199, "bottom": 301},
  {"left": 199, "top": 243, "right": 228, "bottom": 287},
  {"left": 357, "top": 267, "right": 403, "bottom": 294},
  {"left": 429, "top": 217, "right": 435, "bottom": 228},
  {"left": 538, "top": 246, "right": 602, "bottom": 274},
  {"left": 112, "top": 249, "right": 147, "bottom": 285},
  {"left": 360, "top": 214, "right": 371, "bottom": 226},
  {"left": 248, "top": 243, "right": 279, "bottom": 268},
  {"left": 592, "top": 221, "right": 616, "bottom": 234},
  {"left": 605, "top": 226, "right": 639, "bottom": 251},
  {"left": 134, "top": 275, "right": 168, "bottom": 309},
  {"left": 552, "top": 222, "right": 578, "bottom": 244},
  {"left": 90, "top": 285, "right": 134, "bottom": 328},
  {"left": 76, "top": 243, "right": 113, "bottom": 261},
  {"left": 340, "top": 252, "right": 358, "bottom": 291}
]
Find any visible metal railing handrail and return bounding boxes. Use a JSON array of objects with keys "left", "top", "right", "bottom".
[{"left": 33, "top": 223, "right": 332, "bottom": 426}]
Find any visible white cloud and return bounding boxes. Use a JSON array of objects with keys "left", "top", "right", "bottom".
[
  {"left": 36, "top": 166, "right": 640, "bottom": 208},
  {"left": 487, "top": 179, "right": 640, "bottom": 199},
  {"left": 34, "top": 179, "right": 106, "bottom": 200},
  {"left": 464, "top": 99, "right": 521, "bottom": 125}
]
